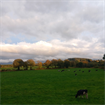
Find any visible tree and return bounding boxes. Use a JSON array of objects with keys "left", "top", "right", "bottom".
[
  {"left": 64, "top": 59, "right": 70, "bottom": 68},
  {"left": 103, "top": 54, "right": 105, "bottom": 65},
  {"left": 88, "top": 61, "right": 98, "bottom": 68},
  {"left": 37, "top": 61, "right": 42, "bottom": 69},
  {"left": 23, "top": 61, "right": 28, "bottom": 70},
  {"left": 0, "top": 64, "right": 1, "bottom": 68},
  {"left": 44, "top": 60, "right": 51, "bottom": 68},
  {"left": 70, "top": 61, "right": 76, "bottom": 67},
  {"left": 99, "top": 60, "right": 104, "bottom": 66},
  {"left": 57, "top": 59, "right": 64, "bottom": 68},
  {"left": 103, "top": 54, "right": 105, "bottom": 59},
  {"left": 88, "top": 59, "right": 92, "bottom": 62},
  {"left": 27, "top": 59, "right": 35, "bottom": 70},
  {"left": 51, "top": 59, "right": 58, "bottom": 68},
  {"left": 13, "top": 59, "right": 24, "bottom": 70},
  {"left": 82, "top": 61, "right": 88, "bottom": 67},
  {"left": 76, "top": 62, "right": 83, "bottom": 68}
]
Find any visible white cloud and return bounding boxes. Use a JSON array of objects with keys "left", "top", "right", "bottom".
[
  {"left": 0, "top": 38, "right": 104, "bottom": 63},
  {"left": 0, "top": 0, "right": 104, "bottom": 63}
]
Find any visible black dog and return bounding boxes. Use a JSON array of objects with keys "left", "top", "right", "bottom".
[{"left": 75, "top": 89, "right": 88, "bottom": 99}]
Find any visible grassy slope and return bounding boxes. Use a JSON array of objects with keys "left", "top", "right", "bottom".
[{"left": 1, "top": 68, "right": 104, "bottom": 104}]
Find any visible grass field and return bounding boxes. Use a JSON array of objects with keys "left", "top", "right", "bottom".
[{"left": 0, "top": 68, "right": 104, "bottom": 104}]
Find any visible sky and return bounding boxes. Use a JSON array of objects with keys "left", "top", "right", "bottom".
[{"left": 0, "top": 0, "right": 105, "bottom": 63}]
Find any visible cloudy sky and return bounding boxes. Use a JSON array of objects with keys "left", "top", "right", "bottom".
[{"left": 0, "top": 0, "right": 105, "bottom": 63}]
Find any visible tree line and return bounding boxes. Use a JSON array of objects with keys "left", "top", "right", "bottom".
[
  {"left": 0, "top": 58, "right": 104, "bottom": 71},
  {"left": 11, "top": 58, "right": 104, "bottom": 71},
  {"left": 12, "top": 59, "right": 70, "bottom": 70}
]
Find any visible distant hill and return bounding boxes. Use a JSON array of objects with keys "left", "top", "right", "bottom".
[
  {"left": 68, "top": 58, "right": 92, "bottom": 62},
  {"left": 0, "top": 62, "right": 13, "bottom": 65}
]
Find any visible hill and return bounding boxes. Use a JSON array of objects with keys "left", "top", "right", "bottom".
[{"left": 68, "top": 58, "right": 92, "bottom": 62}]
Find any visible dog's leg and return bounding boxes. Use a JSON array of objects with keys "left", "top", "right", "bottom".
[
  {"left": 86, "top": 93, "right": 88, "bottom": 99},
  {"left": 82, "top": 95, "right": 83, "bottom": 98}
]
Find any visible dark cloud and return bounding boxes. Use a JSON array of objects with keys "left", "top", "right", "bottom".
[{"left": 1, "top": 1, "right": 104, "bottom": 40}]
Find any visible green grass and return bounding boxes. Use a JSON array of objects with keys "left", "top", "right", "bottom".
[{"left": 0, "top": 68, "right": 104, "bottom": 104}]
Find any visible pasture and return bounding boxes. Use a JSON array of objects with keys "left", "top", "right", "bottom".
[{"left": 0, "top": 68, "right": 104, "bottom": 104}]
